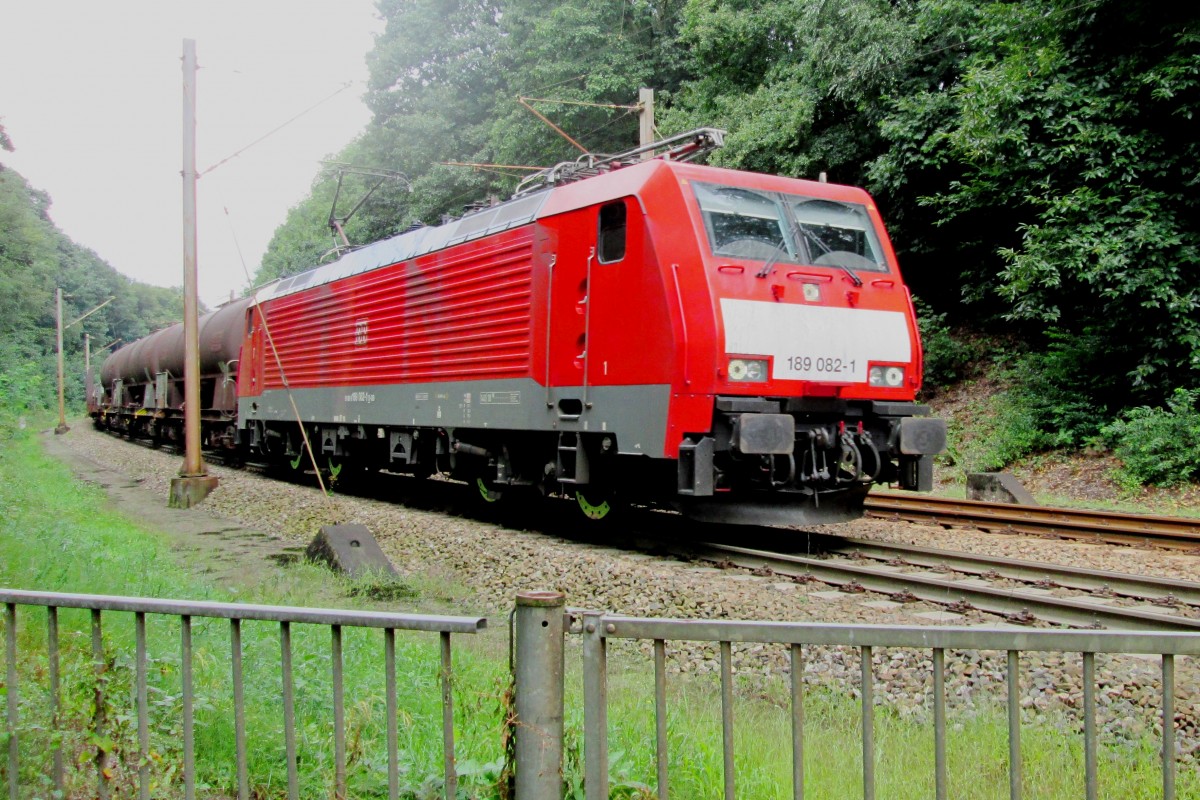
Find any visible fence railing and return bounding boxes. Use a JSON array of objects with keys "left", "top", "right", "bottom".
[
  {"left": 1, "top": 588, "right": 486, "bottom": 800},
  {"left": 8, "top": 588, "right": 1199, "bottom": 800},
  {"left": 575, "top": 610, "right": 1200, "bottom": 800}
]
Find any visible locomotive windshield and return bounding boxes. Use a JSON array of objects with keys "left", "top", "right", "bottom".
[{"left": 693, "top": 182, "right": 887, "bottom": 272}]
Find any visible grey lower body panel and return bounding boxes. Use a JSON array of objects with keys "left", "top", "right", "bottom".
[{"left": 239, "top": 378, "right": 674, "bottom": 458}]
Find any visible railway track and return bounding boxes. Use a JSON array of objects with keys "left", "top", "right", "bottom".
[
  {"left": 865, "top": 492, "right": 1200, "bottom": 551},
  {"left": 115, "top": 434, "right": 1200, "bottom": 630},
  {"left": 678, "top": 537, "right": 1200, "bottom": 632}
]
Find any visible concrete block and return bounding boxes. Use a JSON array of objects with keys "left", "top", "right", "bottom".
[
  {"left": 306, "top": 523, "right": 398, "bottom": 579},
  {"left": 966, "top": 472, "right": 1037, "bottom": 505},
  {"left": 168, "top": 475, "right": 219, "bottom": 508}
]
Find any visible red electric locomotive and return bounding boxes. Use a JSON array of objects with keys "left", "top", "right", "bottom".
[{"left": 93, "top": 130, "right": 946, "bottom": 525}]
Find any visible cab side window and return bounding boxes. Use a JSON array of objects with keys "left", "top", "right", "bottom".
[{"left": 598, "top": 201, "right": 627, "bottom": 263}]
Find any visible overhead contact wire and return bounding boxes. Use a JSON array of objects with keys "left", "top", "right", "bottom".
[{"left": 199, "top": 81, "right": 354, "bottom": 178}]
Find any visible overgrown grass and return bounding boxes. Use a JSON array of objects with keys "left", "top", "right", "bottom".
[
  {"left": 940, "top": 378, "right": 1044, "bottom": 477},
  {"left": 0, "top": 425, "right": 506, "bottom": 798},
  {"left": 591, "top": 660, "right": 1191, "bottom": 800},
  {"left": 2, "top": 423, "right": 1194, "bottom": 798}
]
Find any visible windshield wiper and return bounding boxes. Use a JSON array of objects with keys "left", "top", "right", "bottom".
[
  {"left": 836, "top": 262, "right": 863, "bottom": 287},
  {"left": 755, "top": 237, "right": 789, "bottom": 278},
  {"left": 798, "top": 220, "right": 864, "bottom": 287}
]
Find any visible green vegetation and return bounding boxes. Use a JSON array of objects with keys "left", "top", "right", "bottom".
[
  {"left": 1103, "top": 388, "right": 1200, "bottom": 490},
  {"left": 0, "top": 424, "right": 505, "bottom": 798},
  {"left": 603, "top": 678, "right": 1189, "bottom": 799},
  {"left": 3, "top": 425, "right": 1196, "bottom": 797},
  {"left": 0, "top": 146, "right": 184, "bottom": 423},
  {"left": 943, "top": 380, "right": 1044, "bottom": 477},
  {"left": 912, "top": 298, "right": 987, "bottom": 392}
]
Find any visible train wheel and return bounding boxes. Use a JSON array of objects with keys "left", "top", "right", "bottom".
[{"left": 575, "top": 485, "right": 616, "bottom": 521}]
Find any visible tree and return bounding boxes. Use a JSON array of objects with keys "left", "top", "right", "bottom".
[
  {"left": 257, "top": 0, "right": 688, "bottom": 285},
  {"left": 660, "top": 0, "right": 920, "bottom": 182},
  {"left": 871, "top": 0, "right": 1200, "bottom": 410},
  {"left": 0, "top": 163, "right": 183, "bottom": 416}
]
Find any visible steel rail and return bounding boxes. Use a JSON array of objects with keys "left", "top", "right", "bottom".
[
  {"left": 834, "top": 537, "right": 1200, "bottom": 606},
  {"left": 864, "top": 493, "right": 1200, "bottom": 551},
  {"left": 681, "top": 542, "right": 1200, "bottom": 632}
]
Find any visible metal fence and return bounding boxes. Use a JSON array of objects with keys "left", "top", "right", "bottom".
[
  {"left": 7, "top": 588, "right": 1199, "bottom": 800},
  {"left": 1, "top": 588, "right": 486, "bottom": 800},
  {"left": 575, "top": 609, "right": 1200, "bottom": 800}
]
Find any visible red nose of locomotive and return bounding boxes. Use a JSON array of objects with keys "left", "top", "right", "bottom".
[
  {"left": 668, "top": 167, "right": 944, "bottom": 524},
  {"left": 687, "top": 174, "right": 922, "bottom": 401}
]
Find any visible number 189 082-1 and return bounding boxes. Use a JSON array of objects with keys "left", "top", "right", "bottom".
[{"left": 786, "top": 356, "right": 855, "bottom": 374}]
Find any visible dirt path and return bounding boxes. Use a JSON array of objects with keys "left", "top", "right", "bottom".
[{"left": 42, "top": 429, "right": 307, "bottom": 591}]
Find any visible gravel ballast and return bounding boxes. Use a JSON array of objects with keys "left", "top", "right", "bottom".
[{"left": 50, "top": 425, "right": 1200, "bottom": 762}]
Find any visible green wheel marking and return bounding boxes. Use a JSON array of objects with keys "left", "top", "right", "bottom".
[
  {"left": 477, "top": 478, "right": 501, "bottom": 503},
  {"left": 327, "top": 459, "right": 343, "bottom": 480},
  {"left": 577, "top": 490, "right": 611, "bottom": 520},
  {"left": 289, "top": 454, "right": 303, "bottom": 470}
]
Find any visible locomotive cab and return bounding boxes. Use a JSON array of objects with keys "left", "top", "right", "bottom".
[{"left": 659, "top": 163, "right": 946, "bottom": 524}]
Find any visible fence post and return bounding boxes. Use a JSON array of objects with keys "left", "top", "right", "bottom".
[
  {"left": 513, "top": 591, "right": 565, "bottom": 800},
  {"left": 582, "top": 611, "right": 609, "bottom": 800}
]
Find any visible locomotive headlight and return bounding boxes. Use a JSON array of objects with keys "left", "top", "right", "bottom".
[
  {"left": 727, "top": 358, "right": 768, "bottom": 382},
  {"left": 869, "top": 365, "right": 907, "bottom": 387}
]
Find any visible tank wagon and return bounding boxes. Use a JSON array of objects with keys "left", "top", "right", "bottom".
[{"left": 93, "top": 130, "right": 946, "bottom": 525}]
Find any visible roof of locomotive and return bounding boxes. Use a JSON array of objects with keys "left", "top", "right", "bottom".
[
  {"left": 252, "top": 158, "right": 872, "bottom": 305},
  {"left": 253, "top": 187, "right": 552, "bottom": 304}
]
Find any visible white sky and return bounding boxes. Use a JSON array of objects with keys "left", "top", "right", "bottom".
[{"left": 0, "top": 1, "right": 382, "bottom": 308}]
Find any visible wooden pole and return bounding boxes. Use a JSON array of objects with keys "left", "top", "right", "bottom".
[
  {"left": 84, "top": 333, "right": 91, "bottom": 412},
  {"left": 639, "top": 88, "right": 655, "bottom": 159},
  {"left": 55, "top": 288, "right": 68, "bottom": 434},
  {"left": 181, "top": 38, "right": 202, "bottom": 478},
  {"left": 170, "top": 38, "right": 218, "bottom": 507}
]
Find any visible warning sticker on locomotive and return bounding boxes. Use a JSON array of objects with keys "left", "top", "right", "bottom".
[{"left": 720, "top": 299, "right": 911, "bottom": 382}]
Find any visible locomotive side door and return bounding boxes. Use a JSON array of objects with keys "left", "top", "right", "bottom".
[
  {"left": 586, "top": 197, "right": 665, "bottom": 387},
  {"left": 544, "top": 195, "right": 663, "bottom": 402},
  {"left": 544, "top": 208, "right": 593, "bottom": 416},
  {"left": 585, "top": 198, "right": 629, "bottom": 401},
  {"left": 236, "top": 304, "right": 265, "bottom": 399}
]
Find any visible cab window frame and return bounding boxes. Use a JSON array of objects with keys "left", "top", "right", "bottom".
[{"left": 597, "top": 200, "right": 628, "bottom": 264}]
